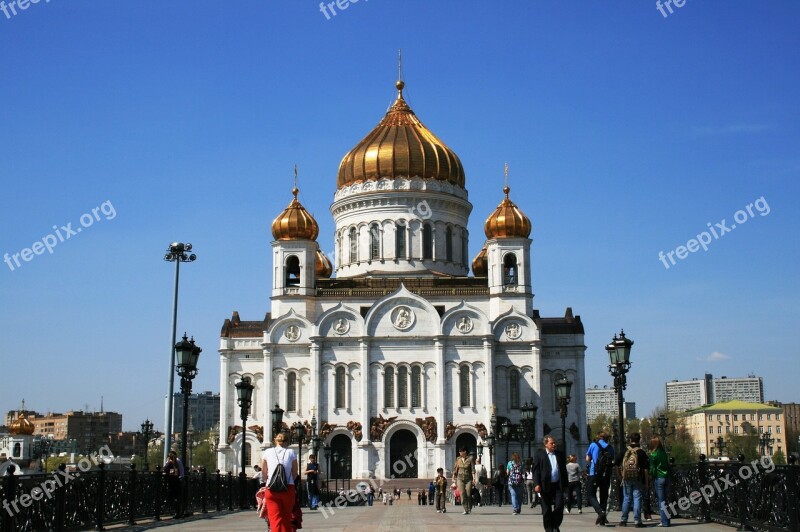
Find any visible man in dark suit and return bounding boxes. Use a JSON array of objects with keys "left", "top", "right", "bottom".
[{"left": 533, "top": 434, "right": 569, "bottom": 532}]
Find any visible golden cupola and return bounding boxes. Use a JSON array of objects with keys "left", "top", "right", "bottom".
[
  {"left": 484, "top": 186, "right": 532, "bottom": 239},
  {"left": 471, "top": 245, "right": 488, "bottom": 277},
  {"left": 315, "top": 249, "right": 333, "bottom": 278},
  {"left": 336, "top": 80, "right": 465, "bottom": 189},
  {"left": 9, "top": 413, "right": 34, "bottom": 436},
  {"left": 271, "top": 187, "right": 320, "bottom": 241}
]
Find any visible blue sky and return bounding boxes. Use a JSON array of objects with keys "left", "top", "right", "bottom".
[{"left": 1, "top": 1, "right": 798, "bottom": 431}]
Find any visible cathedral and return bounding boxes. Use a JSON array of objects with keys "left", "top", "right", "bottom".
[{"left": 216, "top": 78, "right": 588, "bottom": 480}]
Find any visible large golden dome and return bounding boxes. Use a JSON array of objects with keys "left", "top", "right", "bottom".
[
  {"left": 9, "top": 413, "right": 34, "bottom": 436},
  {"left": 484, "top": 186, "right": 532, "bottom": 239},
  {"left": 271, "top": 187, "right": 320, "bottom": 241},
  {"left": 337, "top": 81, "right": 465, "bottom": 189},
  {"left": 471, "top": 245, "right": 488, "bottom": 276}
]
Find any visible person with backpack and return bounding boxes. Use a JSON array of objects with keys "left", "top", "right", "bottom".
[
  {"left": 506, "top": 452, "right": 525, "bottom": 515},
  {"left": 493, "top": 466, "right": 507, "bottom": 507},
  {"left": 616, "top": 432, "right": 650, "bottom": 528},
  {"left": 585, "top": 430, "right": 614, "bottom": 526},
  {"left": 260, "top": 432, "right": 298, "bottom": 532},
  {"left": 532, "top": 434, "right": 568, "bottom": 532}
]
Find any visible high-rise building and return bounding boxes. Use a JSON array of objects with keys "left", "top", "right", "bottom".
[
  {"left": 665, "top": 375, "right": 712, "bottom": 413},
  {"left": 216, "top": 77, "right": 589, "bottom": 478},
  {"left": 172, "top": 391, "right": 220, "bottom": 434},
  {"left": 586, "top": 386, "right": 636, "bottom": 422},
  {"left": 712, "top": 375, "right": 763, "bottom": 404}
]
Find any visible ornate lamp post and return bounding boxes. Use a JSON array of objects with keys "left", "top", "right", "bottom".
[
  {"left": 485, "top": 432, "right": 495, "bottom": 480},
  {"left": 323, "top": 443, "right": 332, "bottom": 494},
  {"left": 501, "top": 419, "right": 512, "bottom": 464},
  {"left": 235, "top": 377, "right": 254, "bottom": 510},
  {"left": 716, "top": 436, "right": 727, "bottom": 459},
  {"left": 555, "top": 377, "right": 573, "bottom": 450},
  {"left": 521, "top": 402, "right": 537, "bottom": 461},
  {"left": 477, "top": 442, "right": 484, "bottom": 463},
  {"left": 140, "top": 419, "right": 154, "bottom": 471},
  {"left": 294, "top": 422, "right": 307, "bottom": 506},
  {"left": 163, "top": 242, "right": 196, "bottom": 463},
  {"left": 311, "top": 413, "right": 322, "bottom": 505},
  {"left": 271, "top": 403, "right": 285, "bottom": 441},
  {"left": 759, "top": 432, "right": 774, "bottom": 457},
  {"left": 175, "top": 333, "right": 201, "bottom": 516},
  {"left": 606, "top": 330, "right": 634, "bottom": 449}
]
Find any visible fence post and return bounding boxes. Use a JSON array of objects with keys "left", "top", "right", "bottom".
[
  {"left": 153, "top": 465, "right": 162, "bottom": 522},
  {"left": 227, "top": 471, "right": 234, "bottom": 511},
  {"left": 201, "top": 467, "right": 208, "bottom": 514},
  {"left": 698, "top": 454, "right": 710, "bottom": 522},
  {"left": 735, "top": 454, "right": 751, "bottom": 532},
  {"left": 787, "top": 456, "right": 799, "bottom": 531},
  {"left": 127, "top": 463, "right": 137, "bottom": 525},
  {"left": 1, "top": 471, "right": 18, "bottom": 532},
  {"left": 215, "top": 470, "right": 221, "bottom": 512},
  {"left": 95, "top": 462, "right": 106, "bottom": 531},
  {"left": 54, "top": 463, "right": 66, "bottom": 532}
]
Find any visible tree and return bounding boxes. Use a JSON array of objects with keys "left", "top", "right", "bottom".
[
  {"left": 725, "top": 432, "right": 759, "bottom": 461},
  {"left": 772, "top": 449, "right": 786, "bottom": 465}
]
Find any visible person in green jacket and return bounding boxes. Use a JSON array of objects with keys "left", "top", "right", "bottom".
[{"left": 649, "top": 436, "right": 671, "bottom": 527}]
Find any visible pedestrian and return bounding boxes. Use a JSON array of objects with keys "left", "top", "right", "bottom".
[
  {"left": 649, "top": 435, "right": 671, "bottom": 528},
  {"left": 506, "top": 451, "right": 525, "bottom": 515},
  {"left": 365, "top": 484, "right": 374, "bottom": 506},
  {"left": 585, "top": 430, "right": 614, "bottom": 526},
  {"left": 452, "top": 446, "right": 475, "bottom": 515},
  {"left": 382, "top": 492, "right": 388, "bottom": 505},
  {"left": 565, "top": 454, "right": 583, "bottom": 514},
  {"left": 428, "top": 481, "right": 435, "bottom": 505},
  {"left": 260, "top": 432, "right": 299, "bottom": 532},
  {"left": 474, "top": 456, "right": 488, "bottom": 506},
  {"left": 163, "top": 451, "right": 185, "bottom": 519},
  {"left": 493, "top": 465, "right": 507, "bottom": 506},
  {"left": 616, "top": 432, "right": 650, "bottom": 528},
  {"left": 532, "top": 434, "right": 568, "bottom": 532},
  {"left": 303, "top": 454, "right": 321, "bottom": 510},
  {"left": 253, "top": 464, "right": 264, "bottom": 486},
  {"left": 407, "top": 487, "right": 412, "bottom": 500},
  {"left": 434, "top": 467, "right": 447, "bottom": 513},
  {"left": 525, "top": 458, "right": 538, "bottom": 508}
]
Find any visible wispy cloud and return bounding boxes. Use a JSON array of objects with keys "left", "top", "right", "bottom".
[
  {"left": 706, "top": 351, "right": 731, "bottom": 362},
  {"left": 691, "top": 123, "right": 771, "bottom": 137}
]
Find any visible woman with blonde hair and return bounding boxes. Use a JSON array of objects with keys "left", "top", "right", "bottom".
[
  {"left": 565, "top": 453, "right": 583, "bottom": 513},
  {"left": 260, "top": 432, "right": 298, "bottom": 532}
]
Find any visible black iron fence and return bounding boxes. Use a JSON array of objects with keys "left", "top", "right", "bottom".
[{"left": 0, "top": 464, "right": 249, "bottom": 531}]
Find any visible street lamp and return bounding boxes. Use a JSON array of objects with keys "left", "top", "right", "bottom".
[
  {"left": 175, "top": 333, "right": 201, "bottom": 516},
  {"left": 501, "top": 419, "right": 512, "bottom": 463},
  {"left": 140, "top": 419, "right": 154, "bottom": 471},
  {"left": 163, "top": 242, "right": 197, "bottom": 463},
  {"left": 759, "top": 432, "right": 774, "bottom": 457},
  {"left": 294, "top": 422, "right": 307, "bottom": 506},
  {"left": 235, "top": 376, "right": 254, "bottom": 510},
  {"left": 716, "top": 436, "right": 726, "bottom": 459},
  {"left": 555, "top": 377, "right": 573, "bottom": 450},
  {"left": 310, "top": 413, "right": 322, "bottom": 505},
  {"left": 485, "top": 432, "right": 495, "bottom": 480},
  {"left": 521, "top": 402, "right": 537, "bottom": 461},
  {"left": 323, "top": 443, "right": 332, "bottom": 494},
  {"left": 606, "top": 330, "right": 633, "bottom": 449},
  {"left": 477, "top": 442, "right": 484, "bottom": 463},
  {"left": 271, "top": 404, "right": 285, "bottom": 441}
]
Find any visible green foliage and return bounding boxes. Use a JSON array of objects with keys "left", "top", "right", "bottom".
[
  {"left": 772, "top": 449, "right": 786, "bottom": 465},
  {"left": 725, "top": 433, "right": 759, "bottom": 461}
]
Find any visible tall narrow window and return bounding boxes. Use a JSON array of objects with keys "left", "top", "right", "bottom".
[
  {"left": 422, "top": 225, "right": 433, "bottom": 259},
  {"left": 398, "top": 367, "right": 408, "bottom": 407},
  {"left": 244, "top": 442, "right": 252, "bottom": 466},
  {"left": 349, "top": 227, "right": 358, "bottom": 263},
  {"left": 461, "top": 234, "right": 468, "bottom": 266},
  {"left": 370, "top": 224, "right": 380, "bottom": 260},
  {"left": 459, "top": 365, "right": 470, "bottom": 407},
  {"left": 335, "top": 366, "right": 346, "bottom": 409},
  {"left": 384, "top": 367, "right": 395, "bottom": 408},
  {"left": 411, "top": 366, "right": 422, "bottom": 408},
  {"left": 445, "top": 227, "right": 453, "bottom": 261},
  {"left": 395, "top": 223, "right": 406, "bottom": 259},
  {"left": 286, "top": 256, "right": 300, "bottom": 286},
  {"left": 503, "top": 254, "right": 518, "bottom": 285},
  {"left": 287, "top": 372, "right": 297, "bottom": 412},
  {"left": 337, "top": 234, "right": 343, "bottom": 269},
  {"left": 509, "top": 369, "right": 520, "bottom": 409}
]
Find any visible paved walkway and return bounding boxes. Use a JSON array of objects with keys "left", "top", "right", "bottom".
[{"left": 114, "top": 502, "right": 738, "bottom": 531}]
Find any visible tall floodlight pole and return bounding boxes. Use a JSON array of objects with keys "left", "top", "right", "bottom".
[{"left": 163, "top": 242, "right": 196, "bottom": 463}]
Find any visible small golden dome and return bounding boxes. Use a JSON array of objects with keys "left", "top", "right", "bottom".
[
  {"left": 315, "top": 249, "right": 333, "bottom": 278},
  {"left": 471, "top": 245, "right": 488, "bottom": 277},
  {"left": 484, "top": 186, "right": 532, "bottom": 239},
  {"left": 9, "top": 413, "right": 34, "bottom": 436},
  {"left": 271, "top": 187, "right": 319, "bottom": 241},
  {"left": 337, "top": 81, "right": 465, "bottom": 189}
]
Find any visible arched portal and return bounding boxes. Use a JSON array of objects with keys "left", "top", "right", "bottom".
[
  {"left": 389, "top": 429, "right": 418, "bottom": 478},
  {"left": 330, "top": 434, "right": 352, "bottom": 480},
  {"left": 454, "top": 432, "right": 478, "bottom": 465}
]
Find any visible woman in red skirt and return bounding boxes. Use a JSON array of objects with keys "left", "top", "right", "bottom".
[{"left": 260, "top": 432, "right": 299, "bottom": 532}]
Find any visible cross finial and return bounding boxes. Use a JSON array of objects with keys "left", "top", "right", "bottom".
[
  {"left": 504, "top": 162, "right": 509, "bottom": 186},
  {"left": 398, "top": 48, "right": 403, "bottom": 82}
]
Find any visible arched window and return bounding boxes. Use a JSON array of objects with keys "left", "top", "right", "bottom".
[
  {"left": 349, "top": 227, "right": 358, "bottom": 263},
  {"left": 503, "top": 254, "right": 518, "bottom": 285},
  {"left": 445, "top": 227, "right": 453, "bottom": 262},
  {"left": 384, "top": 367, "right": 395, "bottom": 408},
  {"left": 244, "top": 442, "right": 252, "bottom": 467},
  {"left": 335, "top": 366, "right": 346, "bottom": 409},
  {"left": 370, "top": 224, "right": 380, "bottom": 260},
  {"left": 509, "top": 369, "right": 520, "bottom": 409},
  {"left": 398, "top": 367, "right": 408, "bottom": 407},
  {"left": 395, "top": 223, "right": 406, "bottom": 259},
  {"left": 285, "top": 256, "right": 300, "bottom": 286},
  {"left": 287, "top": 372, "right": 297, "bottom": 412},
  {"left": 459, "top": 365, "right": 470, "bottom": 407},
  {"left": 411, "top": 366, "right": 422, "bottom": 408},
  {"left": 422, "top": 225, "right": 433, "bottom": 260}
]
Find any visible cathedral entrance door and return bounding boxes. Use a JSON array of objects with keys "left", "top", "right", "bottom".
[
  {"left": 454, "top": 432, "right": 478, "bottom": 464},
  {"left": 389, "top": 429, "right": 418, "bottom": 478}
]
